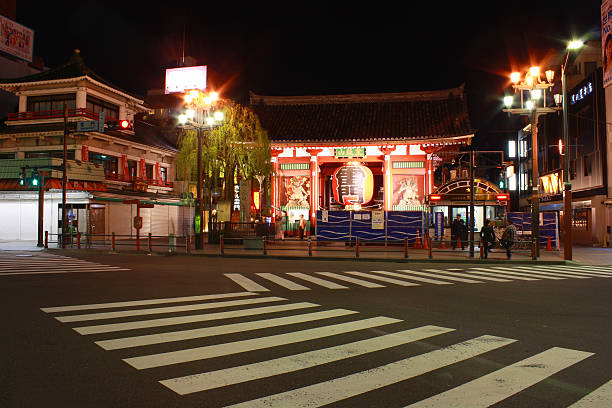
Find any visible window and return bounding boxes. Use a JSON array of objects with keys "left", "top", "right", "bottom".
[
  {"left": 160, "top": 166, "right": 167, "bottom": 182},
  {"left": 25, "top": 150, "right": 75, "bottom": 160},
  {"left": 573, "top": 208, "right": 589, "bottom": 230},
  {"left": 86, "top": 95, "right": 118, "bottom": 120},
  {"left": 27, "top": 94, "right": 75, "bottom": 112},
  {"left": 0, "top": 153, "right": 15, "bottom": 159},
  {"left": 89, "top": 153, "right": 119, "bottom": 177},
  {"left": 127, "top": 160, "right": 137, "bottom": 179},
  {"left": 583, "top": 154, "right": 592, "bottom": 177},
  {"left": 146, "top": 163, "right": 153, "bottom": 180}
]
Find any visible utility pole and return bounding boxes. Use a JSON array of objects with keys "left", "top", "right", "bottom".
[
  {"left": 62, "top": 104, "right": 68, "bottom": 248},
  {"left": 195, "top": 127, "right": 204, "bottom": 249},
  {"left": 469, "top": 149, "right": 475, "bottom": 257},
  {"left": 37, "top": 172, "right": 46, "bottom": 247},
  {"left": 530, "top": 110, "right": 540, "bottom": 259}
]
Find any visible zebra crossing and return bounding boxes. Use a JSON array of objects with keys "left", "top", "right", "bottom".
[
  {"left": 41, "top": 291, "right": 611, "bottom": 407},
  {"left": 0, "top": 253, "right": 130, "bottom": 276},
  {"left": 224, "top": 265, "right": 612, "bottom": 292}
]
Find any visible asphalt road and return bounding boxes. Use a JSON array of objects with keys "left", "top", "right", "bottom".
[{"left": 1, "top": 250, "right": 611, "bottom": 407}]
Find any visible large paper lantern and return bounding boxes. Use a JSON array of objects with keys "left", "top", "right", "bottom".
[{"left": 332, "top": 163, "right": 374, "bottom": 205}]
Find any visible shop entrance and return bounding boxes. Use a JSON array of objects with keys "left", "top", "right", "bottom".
[{"left": 450, "top": 205, "right": 485, "bottom": 232}]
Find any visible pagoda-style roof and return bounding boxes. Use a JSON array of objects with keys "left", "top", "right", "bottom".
[
  {"left": 0, "top": 50, "right": 143, "bottom": 103},
  {"left": 249, "top": 86, "right": 474, "bottom": 144}
]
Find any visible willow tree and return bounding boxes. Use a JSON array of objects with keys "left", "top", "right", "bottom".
[{"left": 175, "top": 99, "right": 272, "bottom": 219}]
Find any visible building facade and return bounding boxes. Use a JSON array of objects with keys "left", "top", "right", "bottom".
[
  {"left": 0, "top": 51, "right": 190, "bottom": 242},
  {"left": 250, "top": 87, "right": 475, "bottom": 234}
]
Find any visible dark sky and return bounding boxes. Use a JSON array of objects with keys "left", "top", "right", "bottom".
[{"left": 16, "top": 1, "right": 604, "bottom": 149}]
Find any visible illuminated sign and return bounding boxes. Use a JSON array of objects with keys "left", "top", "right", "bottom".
[
  {"left": 539, "top": 172, "right": 563, "bottom": 196},
  {"left": 332, "top": 164, "right": 374, "bottom": 205},
  {"left": 334, "top": 147, "right": 366, "bottom": 158},
  {"left": 571, "top": 82, "right": 593, "bottom": 104},
  {"left": 165, "top": 66, "right": 207, "bottom": 94},
  {"left": 0, "top": 15, "right": 34, "bottom": 62},
  {"left": 253, "top": 191, "right": 260, "bottom": 210}
]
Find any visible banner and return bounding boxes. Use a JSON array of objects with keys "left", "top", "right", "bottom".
[
  {"left": 0, "top": 15, "right": 33, "bottom": 62},
  {"left": 434, "top": 211, "right": 444, "bottom": 240},
  {"left": 603, "top": 0, "right": 612, "bottom": 87},
  {"left": 372, "top": 210, "right": 384, "bottom": 230}
]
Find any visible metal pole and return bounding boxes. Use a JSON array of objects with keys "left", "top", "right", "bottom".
[
  {"left": 62, "top": 104, "right": 68, "bottom": 248},
  {"left": 469, "top": 150, "right": 475, "bottom": 257},
  {"left": 562, "top": 65, "right": 573, "bottom": 260},
  {"left": 531, "top": 111, "right": 540, "bottom": 259},
  {"left": 196, "top": 127, "right": 204, "bottom": 249},
  {"left": 37, "top": 173, "right": 45, "bottom": 247}
]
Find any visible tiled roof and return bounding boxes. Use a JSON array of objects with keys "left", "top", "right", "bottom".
[
  {"left": 0, "top": 50, "right": 142, "bottom": 101},
  {"left": 0, "top": 122, "right": 177, "bottom": 152},
  {"left": 249, "top": 87, "right": 474, "bottom": 143}
]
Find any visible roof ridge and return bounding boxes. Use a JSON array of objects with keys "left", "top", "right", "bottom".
[{"left": 249, "top": 85, "right": 465, "bottom": 105}]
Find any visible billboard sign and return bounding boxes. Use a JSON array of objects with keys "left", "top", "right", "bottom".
[
  {"left": 0, "top": 15, "right": 34, "bottom": 62},
  {"left": 603, "top": 0, "right": 612, "bottom": 87},
  {"left": 165, "top": 66, "right": 207, "bottom": 94}
]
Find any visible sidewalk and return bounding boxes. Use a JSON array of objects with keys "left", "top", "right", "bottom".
[{"left": 9, "top": 238, "right": 610, "bottom": 265}]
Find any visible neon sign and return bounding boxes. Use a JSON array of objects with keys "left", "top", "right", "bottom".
[{"left": 571, "top": 82, "right": 593, "bottom": 104}]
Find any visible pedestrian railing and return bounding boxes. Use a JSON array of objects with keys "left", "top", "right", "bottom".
[{"left": 45, "top": 231, "right": 192, "bottom": 254}]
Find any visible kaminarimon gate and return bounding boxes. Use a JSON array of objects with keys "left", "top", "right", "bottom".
[{"left": 250, "top": 86, "right": 474, "bottom": 239}]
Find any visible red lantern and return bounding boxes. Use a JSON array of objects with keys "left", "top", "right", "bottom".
[{"left": 332, "top": 163, "right": 374, "bottom": 206}]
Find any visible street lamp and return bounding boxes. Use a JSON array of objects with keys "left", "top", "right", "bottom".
[
  {"left": 178, "top": 90, "right": 225, "bottom": 250},
  {"left": 556, "top": 39, "right": 584, "bottom": 260},
  {"left": 504, "top": 65, "right": 558, "bottom": 259}
]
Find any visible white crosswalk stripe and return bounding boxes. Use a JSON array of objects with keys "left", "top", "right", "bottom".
[
  {"left": 519, "top": 266, "right": 609, "bottom": 278},
  {"left": 316, "top": 272, "right": 385, "bottom": 288},
  {"left": 343, "top": 271, "right": 420, "bottom": 286},
  {"left": 0, "top": 253, "right": 130, "bottom": 275},
  {"left": 383, "top": 270, "right": 454, "bottom": 285},
  {"left": 511, "top": 266, "right": 592, "bottom": 279},
  {"left": 256, "top": 273, "right": 310, "bottom": 290},
  {"left": 568, "top": 379, "right": 612, "bottom": 407},
  {"left": 423, "top": 268, "right": 509, "bottom": 282},
  {"left": 41, "top": 292, "right": 607, "bottom": 406},
  {"left": 408, "top": 347, "right": 594, "bottom": 407},
  {"left": 287, "top": 272, "right": 349, "bottom": 289},
  {"left": 411, "top": 269, "right": 483, "bottom": 284},
  {"left": 225, "top": 274, "right": 270, "bottom": 291},
  {"left": 468, "top": 268, "right": 540, "bottom": 281},
  {"left": 490, "top": 267, "right": 566, "bottom": 280}
]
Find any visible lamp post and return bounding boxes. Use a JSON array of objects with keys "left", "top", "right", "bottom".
[
  {"left": 178, "top": 90, "right": 224, "bottom": 250},
  {"left": 504, "top": 66, "right": 558, "bottom": 259},
  {"left": 556, "top": 40, "right": 583, "bottom": 260}
]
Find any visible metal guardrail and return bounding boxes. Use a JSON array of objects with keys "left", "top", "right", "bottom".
[{"left": 45, "top": 231, "right": 191, "bottom": 254}]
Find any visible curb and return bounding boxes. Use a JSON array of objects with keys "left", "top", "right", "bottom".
[{"left": 47, "top": 248, "right": 579, "bottom": 265}]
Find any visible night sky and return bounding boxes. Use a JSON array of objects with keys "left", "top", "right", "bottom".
[{"left": 16, "top": 1, "right": 604, "bottom": 149}]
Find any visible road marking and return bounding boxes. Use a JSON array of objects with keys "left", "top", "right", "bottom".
[
  {"left": 74, "top": 302, "right": 318, "bottom": 335},
  {"left": 96, "top": 308, "right": 358, "bottom": 350},
  {"left": 42, "top": 292, "right": 256, "bottom": 313},
  {"left": 55, "top": 296, "right": 286, "bottom": 323},
  {"left": 123, "top": 316, "right": 402, "bottom": 370},
  {"left": 225, "top": 274, "right": 270, "bottom": 291},
  {"left": 424, "top": 269, "right": 509, "bottom": 282},
  {"left": 316, "top": 272, "right": 385, "bottom": 288},
  {"left": 409, "top": 270, "right": 482, "bottom": 284},
  {"left": 256, "top": 273, "right": 310, "bottom": 290},
  {"left": 385, "top": 270, "right": 453, "bottom": 285},
  {"left": 160, "top": 325, "right": 454, "bottom": 395},
  {"left": 287, "top": 273, "right": 349, "bottom": 289},
  {"left": 467, "top": 268, "right": 539, "bottom": 281},
  {"left": 0, "top": 269, "right": 131, "bottom": 276},
  {"left": 512, "top": 266, "right": 591, "bottom": 279},
  {"left": 545, "top": 266, "right": 612, "bottom": 277},
  {"left": 224, "top": 335, "right": 516, "bottom": 408},
  {"left": 568, "top": 379, "right": 612, "bottom": 407},
  {"left": 490, "top": 267, "right": 566, "bottom": 280},
  {"left": 408, "top": 347, "right": 594, "bottom": 407},
  {"left": 344, "top": 271, "right": 420, "bottom": 286},
  {"left": 521, "top": 266, "right": 608, "bottom": 278}
]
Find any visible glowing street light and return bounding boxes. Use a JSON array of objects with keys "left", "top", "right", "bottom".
[{"left": 503, "top": 95, "right": 514, "bottom": 108}]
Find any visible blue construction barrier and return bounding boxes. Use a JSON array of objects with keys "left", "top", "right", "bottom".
[
  {"left": 508, "top": 212, "right": 559, "bottom": 248},
  {"left": 316, "top": 211, "right": 425, "bottom": 242}
]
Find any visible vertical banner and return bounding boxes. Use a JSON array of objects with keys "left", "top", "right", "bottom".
[
  {"left": 603, "top": 0, "right": 612, "bottom": 88},
  {"left": 435, "top": 211, "right": 444, "bottom": 240}
]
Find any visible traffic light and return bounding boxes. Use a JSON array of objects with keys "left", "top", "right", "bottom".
[
  {"left": 105, "top": 119, "right": 133, "bottom": 131},
  {"left": 19, "top": 167, "right": 26, "bottom": 186},
  {"left": 31, "top": 169, "right": 40, "bottom": 187}
]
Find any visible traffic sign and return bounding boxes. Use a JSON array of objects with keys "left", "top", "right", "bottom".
[{"left": 133, "top": 216, "right": 143, "bottom": 230}]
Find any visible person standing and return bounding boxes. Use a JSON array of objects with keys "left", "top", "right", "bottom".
[
  {"left": 501, "top": 219, "right": 518, "bottom": 259},
  {"left": 452, "top": 214, "right": 466, "bottom": 250},
  {"left": 298, "top": 214, "right": 306, "bottom": 240},
  {"left": 480, "top": 219, "right": 496, "bottom": 259}
]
